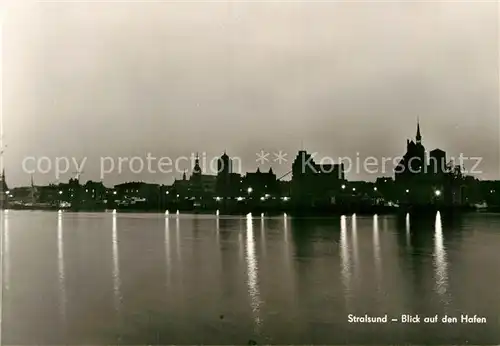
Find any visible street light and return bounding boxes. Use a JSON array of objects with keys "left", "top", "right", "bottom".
[
  {"left": 406, "top": 189, "right": 410, "bottom": 193},
  {"left": 341, "top": 185, "right": 346, "bottom": 190},
  {"left": 435, "top": 190, "right": 441, "bottom": 197},
  {"left": 247, "top": 187, "right": 253, "bottom": 194},
  {"left": 374, "top": 187, "right": 378, "bottom": 191}
]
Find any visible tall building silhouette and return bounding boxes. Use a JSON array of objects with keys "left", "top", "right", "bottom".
[
  {"left": 392, "top": 121, "right": 471, "bottom": 206},
  {"left": 216, "top": 152, "right": 241, "bottom": 198},
  {"left": 0, "top": 169, "right": 9, "bottom": 209},
  {"left": 217, "top": 151, "right": 232, "bottom": 175},
  {"left": 171, "top": 153, "right": 216, "bottom": 203},
  {"left": 291, "top": 150, "right": 345, "bottom": 206},
  {"left": 395, "top": 119, "right": 426, "bottom": 182},
  {"left": 190, "top": 153, "right": 203, "bottom": 198},
  {"left": 429, "top": 149, "right": 447, "bottom": 175}
]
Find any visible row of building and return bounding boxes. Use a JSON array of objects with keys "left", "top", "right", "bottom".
[{"left": 1, "top": 121, "right": 498, "bottom": 210}]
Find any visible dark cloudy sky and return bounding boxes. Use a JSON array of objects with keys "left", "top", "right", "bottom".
[{"left": 2, "top": 0, "right": 499, "bottom": 187}]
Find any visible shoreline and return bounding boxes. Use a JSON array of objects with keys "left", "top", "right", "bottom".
[{"left": 1, "top": 205, "right": 490, "bottom": 216}]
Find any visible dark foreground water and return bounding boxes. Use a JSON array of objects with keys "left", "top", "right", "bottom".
[{"left": 1, "top": 210, "right": 500, "bottom": 345}]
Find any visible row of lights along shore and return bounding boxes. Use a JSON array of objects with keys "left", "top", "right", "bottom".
[{"left": 20, "top": 186, "right": 448, "bottom": 201}]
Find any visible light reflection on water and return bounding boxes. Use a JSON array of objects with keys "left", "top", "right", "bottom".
[
  {"left": 260, "top": 214, "right": 266, "bottom": 258},
  {"left": 3, "top": 211, "right": 10, "bottom": 292},
  {"left": 175, "top": 215, "right": 181, "bottom": 263},
  {"left": 164, "top": 216, "right": 171, "bottom": 287},
  {"left": 57, "top": 213, "right": 66, "bottom": 324},
  {"left": 405, "top": 212, "right": 411, "bottom": 248},
  {"left": 339, "top": 215, "right": 352, "bottom": 307},
  {"left": 112, "top": 213, "right": 122, "bottom": 314},
  {"left": 351, "top": 214, "right": 359, "bottom": 276},
  {"left": 373, "top": 214, "right": 382, "bottom": 293},
  {"left": 434, "top": 211, "right": 449, "bottom": 304},
  {"left": 2, "top": 211, "right": 500, "bottom": 345},
  {"left": 283, "top": 213, "right": 290, "bottom": 267},
  {"left": 245, "top": 214, "right": 261, "bottom": 328}
]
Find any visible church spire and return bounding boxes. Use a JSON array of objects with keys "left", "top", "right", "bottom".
[
  {"left": 416, "top": 117, "right": 422, "bottom": 144},
  {"left": 193, "top": 152, "right": 202, "bottom": 175},
  {"left": 0, "top": 168, "right": 7, "bottom": 194}
]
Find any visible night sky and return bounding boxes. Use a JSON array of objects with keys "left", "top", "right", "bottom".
[{"left": 2, "top": 0, "right": 499, "bottom": 187}]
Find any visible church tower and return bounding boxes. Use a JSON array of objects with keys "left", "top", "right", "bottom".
[
  {"left": 190, "top": 153, "right": 203, "bottom": 200},
  {"left": 1, "top": 169, "right": 7, "bottom": 189},
  {"left": 216, "top": 151, "right": 234, "bottom": 199},
  {"left": 416, "top": 118, "right": 422, "bottom": 144},
  {"left": 193, "top": 153, "right": 202, "bottom": 176},
  {"left": 415, "top": 118, "right": 426, "bottom": 168},
  {"left": 217, "top": 151, "right": 232, "bottom": 175},
  {"left": 395, "top": 119, "right": 427, "bottom": 182},
  {"left": 0, "top": 169, "right": 9, "bottom": 209}
]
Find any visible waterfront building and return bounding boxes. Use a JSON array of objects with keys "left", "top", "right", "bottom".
[
  {"left": 113, "top": 181, "right": 161, "bottom": 207},
  {"left": 215, "top": 151, "right": 241, "bottom": 198},
  {"left": 395, "top": 120, "right": 426, "bottom": 183},
  {"left": 168, "top": 154, "right": 216, "bottom": 207},
  {"left": 291, "top": 150, "right": 345, "bottom": 206},
  {"left": 429, "top": 149, "right": 447, "bottom": 175},
  {"left": 243, "top": 167, "right": 280, "bottom": 200},
  {"left": 393, "top": 120, "right": 471, "bottom": 206},
  {"left": 190, "top": 153, "right": 217, "bottom": 199},
  {"left": 0, "top": 169, "right": 9, "bottom": 208},
  {"left": 82, "top": 180, "right": 107, "bottom": 202}
]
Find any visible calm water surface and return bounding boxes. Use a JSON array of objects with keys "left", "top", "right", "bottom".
[{"left": 1, "top": 210, "right": 500, "bottom": 344}]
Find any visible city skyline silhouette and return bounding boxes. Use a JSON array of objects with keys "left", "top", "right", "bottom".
[
  {"left": 1, "top": 0, "right": 498, "bottom": 186},
  {"left": 1, "top": 2, "right": 500, "bottom": 344}
]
